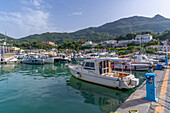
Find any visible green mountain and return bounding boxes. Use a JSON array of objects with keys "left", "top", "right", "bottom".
[
  {"left": 94, "top": 14, "right": 170, "bottom": 35},
  {"left": 5, "top": 14, "right": 170, "bottom": 44},
  {"left": 0, "top": 33, "right": 16, "bottom": 43}
]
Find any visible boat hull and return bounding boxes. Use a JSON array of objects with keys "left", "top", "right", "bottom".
[
  {"left": 23, "top": 59, "right": 44, "bottom": 65},
  {"left": 44, "top": 58, "right": 54, "bottom": 64},
  {"left": 111, "top": 64, "right": 150, "bottom": 71},
  {"left": 69, "top": 68, "right": 132, "bottom": 89},
  {"left": 54, "top": 58, "right": 70, "bottom": 63}
]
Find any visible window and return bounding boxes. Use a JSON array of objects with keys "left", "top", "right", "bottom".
[
  {"left": 104, "top": 61, "right": 106, "bottom": 68},
  {"left": 107, "top": 60, "right": 109, "bottom": 67},
  {"left": 142, "top": 56, "right": 146, "bottom": 60},
  {"left": 81, "top": 62, "right": 85, "bottom": 66},
  {"left": 100, "top": 62, "right": 102, "bottom": 67},
  {"left": 84, "top": 62, "right": 95, "bottom": 70},
  {"left": 104, "top": 69, "right": 106, "bottom": 73},
  {"left": 85, "top": 62, "right": 90, "bottom": 67}
]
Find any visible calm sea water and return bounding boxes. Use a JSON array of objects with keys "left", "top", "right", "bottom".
[{"left": 0, "top": 63, "right": 147, "bottom": 113}]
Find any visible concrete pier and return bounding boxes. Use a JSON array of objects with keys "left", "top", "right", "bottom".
[{"left": 115, "top": 63, "right": 170, "bottom": 113}]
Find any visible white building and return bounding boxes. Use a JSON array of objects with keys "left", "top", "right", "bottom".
[
  {"left": 118, "top": 39, "right": 134, "bottom": 44},
  {"left": 82, "top": 41, "right": 93, "bottom": 46},
  {"left": 82, "top": 41, "right": 97, "bottom": 47},
  {"left": 0, "top": 46, "right": 20, "bottom": 54},
  {"left": 135, "top": 34, "right": 153, "bottom": 43},
  {"left": 100, "top": 40, "right": 117, "bottom": 47},
  {"left": 148, "top": 45, "right": 170, "bottom": 52}
]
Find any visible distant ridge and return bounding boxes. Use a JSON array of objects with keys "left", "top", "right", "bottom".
[
  {"left": 0, "top": 33, "right": 16, "bottom": 43},
  {"left": 2, "top": 14, "right": 170, "bottom": 43}
]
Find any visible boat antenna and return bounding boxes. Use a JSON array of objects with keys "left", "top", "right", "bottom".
[
  {"left": 121, "top": 61, "right": 123, "bottom": 72},
  {"left": 114, "top": 61, "right": 115, "bottom": 70},
  {"left": 130, "top": 61, "right": 132, "bottom": 74},
  {"left": 5, "top": 31, "right": 7, "bottom": 43},
  {"left": 134, "top": 49, "right": 135, "bottom": 64}
]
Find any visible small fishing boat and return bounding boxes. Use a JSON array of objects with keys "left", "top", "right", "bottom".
[
  {"left": 69, "top": 59, "right": 139, "bottom": 89},
  {"left": 44, "top": 58, "right": 54, "bottom": 64},
  {"left": 75, "top": 55, "right": 86, "bottom": 61},
  {"left": 23, "top": 59, "right": 44, "bottom": 65},
  {"left": 0, "top": 53, "right": 18, "bottom": 64},
  {"left": 86, "top": 53, "right": 99, "bottom": 59},
  {"left": 53, "top": 53, "right": 71, "bottom": 62},
  {"left": 111, "top": 62, "right": 150, "bottom": 71},
  {"left": 131, "top": 54, "right": 153, "bottom": 65},
  {"left": 107, "top": 57, "right": 150, "bottom": 71}
]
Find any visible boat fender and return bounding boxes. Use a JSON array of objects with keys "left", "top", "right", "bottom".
[
  {"left": 116, "top": 78, "right": 120, "bottom": 88},
  {"left": 75, "top": 72, "right": 81, "bottom": 78}
]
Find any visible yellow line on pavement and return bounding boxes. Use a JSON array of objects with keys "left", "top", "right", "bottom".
[{"left": 154, "top": 63, "right": 170, "bottom": 113}]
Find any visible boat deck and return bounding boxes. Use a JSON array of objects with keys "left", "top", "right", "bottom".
[{"left": 105, "top": 71, "right": 131, "bottom": 78}]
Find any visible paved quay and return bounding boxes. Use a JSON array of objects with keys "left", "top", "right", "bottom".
[{"left": 115, "top": 62, "right": 170, "bottom": 113}]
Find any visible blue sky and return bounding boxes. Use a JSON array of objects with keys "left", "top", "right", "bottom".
[{"left": 0, "top": 0, "right": 169, "bottom": 38}]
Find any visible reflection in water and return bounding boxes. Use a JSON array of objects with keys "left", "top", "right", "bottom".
[
  {"left": 19, "top": 63, "right": 70, "bottom": 78},
  {"left": 0, "top": 64, "right": 16, "bottom": 74},
  {"left": 0, "top": 63, "right": 147, "bottom": 113},
  {"left": 68, "top": 76, "right": 133, "bottom": 113},
  {"left": 0, "top": 63, "right": 71, "bottom": 83},
  {"left": 0, "top": 64, "right": 15, "bottom": 70}
]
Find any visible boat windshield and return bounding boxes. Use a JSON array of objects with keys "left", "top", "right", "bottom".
[
  {"left": 84, "top": 62, "right": 95, "bottom": 70},
  {"left": 81, "top": 62, "right": 85, "bottom": 66}
]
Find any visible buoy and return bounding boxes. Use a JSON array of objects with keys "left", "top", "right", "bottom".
[{"left": 65, "top": 64, "right": 69, "bottom": 67}]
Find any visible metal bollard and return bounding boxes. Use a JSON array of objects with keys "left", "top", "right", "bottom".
[{"left": 165, "top": 57, "right": 168, "bottom": 66}]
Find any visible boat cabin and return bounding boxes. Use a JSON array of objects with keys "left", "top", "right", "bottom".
[{"left": 81, "top": 59, "right": 130, "bottom": 78}]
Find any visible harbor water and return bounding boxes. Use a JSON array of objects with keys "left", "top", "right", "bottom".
[{"left": 0, "top": 63, "right": 148, "bottom": 113}]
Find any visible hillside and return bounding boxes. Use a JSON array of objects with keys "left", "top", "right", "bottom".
[
  {"left": 94, "top": 14, "right": 170, "bottom": 35},
  {"left": 5, "top": 14, "right": 170, "bottom": 44},
  {"left": 0, "top": 33, "right": 16, "bottom": 43}
]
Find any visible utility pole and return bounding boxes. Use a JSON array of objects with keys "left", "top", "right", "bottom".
[{"left": 166, "top": 39, "right": 168, "bottom": 57}]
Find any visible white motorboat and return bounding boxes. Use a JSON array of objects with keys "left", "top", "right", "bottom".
[
  {"left": 44, "top": 57, "right": 54, "bottom": 64},
  {"left": 108, "top": 52, "right": 118, "bottom": 58},
  {"left": 0, "top": 53, "right": 18, "bottom": 64},
  {"left": 100, "top": 57, "right": 149, "bottom": 71},
  {"left": 99, "top": 52, "right": 108, "bottom": 58},
  {"left": 54, "top": 53, "right": 71, "bottom": 62},
  {"left": 69, "top": 59, "right": 139, "bottom": 89},
  {"left": 75, "top": 55, "right": 86, "bottom": 61},
  {"left": 111, "top": 62, "right": 150, "bottom": 71},
  {"left": 23, "top": 59, "right": 44, "bottom": 65},
  {"left": 131, "top": 54, "right": 154, "bottom": 66},
  {"left": 86, "top": 53, "right": 99, "bottom": 59},
  {"left": 156, "top": 55, "right": 166, "bottom": 61}
]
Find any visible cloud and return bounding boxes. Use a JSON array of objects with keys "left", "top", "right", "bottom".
[
  {"left": 21, "top": 0, "right": 43, "bottom": 9},
  {"left": 32, "top": 0, "right": 42, "bottom": 7},
  {"left": 0, "top": 0, "right": 56, "bottom": 38},
  {"left": 71, "top": 11, "right": 82, "bottom": 16}
]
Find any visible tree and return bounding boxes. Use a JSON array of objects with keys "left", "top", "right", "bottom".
[
  {"left": 118, "top": 50, "right": 126, "bottom": 55},
  {"left": 154, "top": 47, "right": 158, "bottom": 51},
  {"left": 24, "top": 39, "right": 29, "bottom": 42},
  {"left": 127, "top": 46, "right": 134, "bottom": 50}
]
